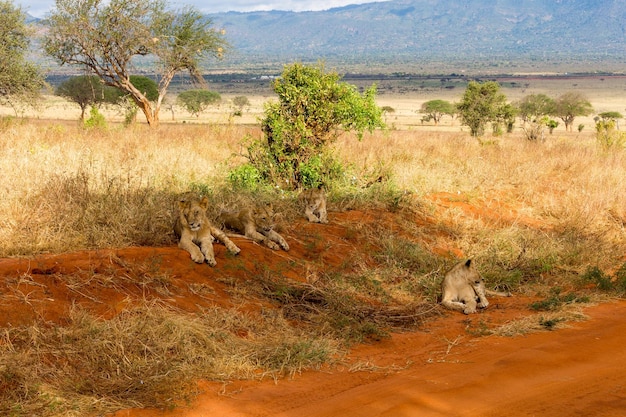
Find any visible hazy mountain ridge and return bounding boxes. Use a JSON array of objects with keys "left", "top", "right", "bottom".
[
  {"left": 26, "top": 0, "right": 626, "bottom": 73},
  {"left": 208, "top": 0, "right": 626, "bottom": 65}
]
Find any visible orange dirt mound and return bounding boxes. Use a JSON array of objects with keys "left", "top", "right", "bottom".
[{"left": 1, "top": 208, "right": 625, "bottom": 416}]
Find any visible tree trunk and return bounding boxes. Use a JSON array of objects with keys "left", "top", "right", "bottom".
[{"left": 137, "top": 99, "right": 156, "bottom": 126}]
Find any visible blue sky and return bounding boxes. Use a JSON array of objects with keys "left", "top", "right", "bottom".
[{"left": 21, "top": 0, "right": 382, "bottom": 18}]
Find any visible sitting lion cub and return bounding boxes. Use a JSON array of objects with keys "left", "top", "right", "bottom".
[
  {"left": 298, "top": 186, "right": 328, "bottom": 223},
  {"left": 174, "top": 195, "right": 241, "bottom": 266},
  {"left": 218, "top": 203, "right": 290, "bottom": 251},
  {"left": 440, "top": 259, "right": 510, "bottom": 314}
]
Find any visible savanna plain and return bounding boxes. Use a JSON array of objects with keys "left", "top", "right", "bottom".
[{"left": 1, "top": 75, "right": 626, "bottom": 417}]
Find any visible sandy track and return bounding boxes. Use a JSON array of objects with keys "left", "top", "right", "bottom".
[{"left": 114, "top": 300, "right": 626, "bottom": 417}]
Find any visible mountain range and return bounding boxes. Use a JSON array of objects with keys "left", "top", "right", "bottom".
[
  {"left": 206, "top": 0, "right": 626, "bottom": 71},
  {"left": 29, "top": 0, "right": 626, "bottom": 74}
]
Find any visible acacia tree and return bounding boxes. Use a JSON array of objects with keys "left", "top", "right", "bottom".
[
  {"left": 419, "top": 99, "right": 455, "bottom": 125},
  {"left": 244, "top": 62, "right": 385, "bottom": 189},
  {"left": 177, "top": 89, "right": 221, "bottom": 117},
  {"left": 457, "top": 81, "right": 508, "bottom": 137},
  {"left": 55, "top": 75, "right": 112, "bottom": 120},
  {"left": 0, "top": 0, "right": 46, "bottom": 112},
  {"left": 553, "top": 92, "right": 593, "bottom": 132},
  {"left": 517, "top": 94, "right": 556, "bottom": 124},
  {"left": 516, "top": 93, "right": 556, "bottom": 140},
  {"left": 597, "top": 111, "right": 622, "bottom": 130},
  {"left": 44, "top": 0, "right": 226, "bottom": 127}
]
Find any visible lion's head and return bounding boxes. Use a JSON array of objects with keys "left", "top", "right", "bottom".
[
  {"left": 178, "top": 196, "right": 209, "bottom": 232},
  {"left": 252, "top": 203, "right": 276, "bottom": 233}
]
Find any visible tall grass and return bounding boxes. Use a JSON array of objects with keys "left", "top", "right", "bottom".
[
  {"left": 2, "top": 119, "right": 624, "bottom": 272},
  {"left": 0, "top": 120, "right": 250, "bottom": 255},
  {"left": 336, "top": 129, "right": 626, "bottom": 273},
  {"left": 1, "top": 118, "right": 625, "bottom": 415}
]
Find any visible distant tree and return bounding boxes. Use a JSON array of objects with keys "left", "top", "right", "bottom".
[
  {"left": 457, "top": 81, "right": 508, "bottom": 137},
  {"left": 553, "top": 92, "right": 593, "bottom": 132},
  {"left": 516, "top": 93, "right": 556, "bottom": 140},
  {"left": 547, "top": 119, "right": 559, "bottom": 134},
  {"left": 0, "top": 1, "right": 46, "bottom": 112},
  {"left": 419, "top": 99, "right": 455, "bottom": 125},
  {"left": 231, "top": 95, "right": 250, "bottom": 117},
  {"left": 517, "top": 94, "right": 556, "bottom": 124},
  {"left": 492, "top": 102, "right": 517, "bottom": 135},
  {"left": 55, "top": 75, "right": 110, "bottom": 120},
  {"left": 44, "top": 0, "right": 227, "bottom": 127},
  {"left": 597, "top": 111, "right": 622, "bottom": 130},
  {"left": 232, "top": 95, "right": 250, "bottom": 109},
  {"left": 177, "top": 89, "right": 221, "bottom": 117}
]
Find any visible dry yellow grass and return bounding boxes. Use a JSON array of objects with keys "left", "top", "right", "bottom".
[
  {"left": 1, "top": 88, "right": 625, "bottom": 415},
  {"left": 0, "top": 113, "right": 623, "bottom": 273}
]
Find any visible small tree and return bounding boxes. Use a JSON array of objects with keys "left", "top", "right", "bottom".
[
  {"left": 597, "top": 111, "right": 623, "bottom": 130},
  {"left": 517, "top": 94, "right": 556, "bottom": 124},
  {"left": 547, "top": 119, "right": 559, "bottom": 134},
  {"left": 244, "top": 62, "right": 385, "bottom": 189},
  {"left": 419, "top": 99, "right": 455, "bottom": 125},
  {"left": 231, "top": 95, "right": 250, "bottom": 117},
  {"left": 596, "top": 119, "right": 626, "bottom": 150},
  {"left": 177, "top": 89, "right": 221, "bottom": 117},
  {"left": 457, "top": 81, "right": 508, "bottom": 137},
  {"left": 55, "top": 75, "right": 112, "bottom": 120},
  {"left": 553, "top": 92, "right": 593, "bottom": 132},
  {"left": 44, "top": 0, "right": 226, "bottom": 127},
  {"left": 0, "top": 1, "right": 46, "bottom": 112},
  {"left": 517, "top": 93, "right": 556, "bottom": 140},
  {"left": 493, "top": 103, "right": 517, "bottom": 135}
]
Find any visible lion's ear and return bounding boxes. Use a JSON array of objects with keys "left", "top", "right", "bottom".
[
  {"left": 200, "top": 196, "right": 209, "bottom": 210},
  {"left": 465, "top": 259, "right": 473, "bottom": 268}
]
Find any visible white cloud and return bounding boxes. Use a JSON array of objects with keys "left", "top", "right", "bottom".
[{"left": 20, "top": 0, "right": 383, "bottom": 18}]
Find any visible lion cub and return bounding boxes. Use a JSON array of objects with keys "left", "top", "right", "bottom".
[
  {"left": 440, "top": 259, "right": 510, "bottom": 314},
  {"left": 174, "top": 195, "right": 241, "bottom": 266},
  {"left": 218, "top": 203, "right": 290, "bottom": 251},
  {"left": 298, "top": 186, "right": 328, "bottom": 223}
]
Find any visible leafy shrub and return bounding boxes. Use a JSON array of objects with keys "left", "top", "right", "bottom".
[
  {"left": 581, "top": 264, "right": 626, "bottom": 293},
  {"left": 595, "top": 120, "right": 626, "bottom": 150},
  {"left": 228, "top": 164, "right": 263, "bottom": 190},
  {"left": 83, "top": 106, "right": 107, "bottom": 129},
  {"left": 243, "top": 62, "right": 384, "bottom": 189}
]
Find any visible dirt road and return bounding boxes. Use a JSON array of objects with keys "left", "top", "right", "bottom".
[{"left": 114, "top": 300, "right": 626, "bottom": 417}]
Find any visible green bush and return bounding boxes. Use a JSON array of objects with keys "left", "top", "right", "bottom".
[
  {"left": 228, "top": 164, "right": 263, "bottom": 190},
  {"left": 244, "top": 62, "right": 384, "bottom": 189},
  {"left": 83, "top": 106, "right": 107, "bottom": 129},
  {"left": 595, "top": 120, "right": 626, "bottom": 150}
]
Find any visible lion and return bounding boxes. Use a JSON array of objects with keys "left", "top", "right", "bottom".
[
  {"left": 174, "top": 195, "right": 241, "bottom": 266},
  {"left": 218, "top": 203, "right": 290, "bottom": 251},
  {"left": 298, "top": 186, "right": 328, "bottom": 223},
  {"left": 440, "top": 259, "right": 511, "bottom": 314}
]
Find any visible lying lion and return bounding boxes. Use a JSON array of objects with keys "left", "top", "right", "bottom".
[
  {"left": 298, "top": 186, "right": 328, "bottom": 223},
  {"left": 174, "top": 195, "right": 241, "bottom": 266},
  {"left": 440, "top": 259, "right": 511, "bottom": 314},
  {"left": 218, "top": 203, "right": 290, "bottom": 251}
]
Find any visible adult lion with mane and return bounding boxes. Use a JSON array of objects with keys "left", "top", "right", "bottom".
[{"left": 174, "top": 195, "right": 241, "bottom": 266}]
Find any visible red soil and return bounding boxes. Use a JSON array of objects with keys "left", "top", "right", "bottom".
[{"left": 2, "top": 203, "right": 625, "bottom": 416}]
